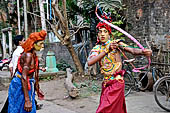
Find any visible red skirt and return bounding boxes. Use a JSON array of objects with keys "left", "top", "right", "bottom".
[{"left": 96, "top": 79, "right": 127, "bottom": 113}]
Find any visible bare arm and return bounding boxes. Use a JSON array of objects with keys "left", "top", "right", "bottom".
[
  {"left": 39, "top": 67, "right": 46, "bottom": 72},
  {"left": 9, "top": 56, "right": 14, "bottom": 77},
  {"left": 9, "top": 67, "right": 13, "bottom": 77},
  {"left": 119, "top": 42, "right": 152, "bottom": 57},
  {"left": 21, "top": 53, "right": 32, "bottom": 112},
  {"left": 88, "top": 42, "right": 117, "bottom": 66},
  {"left": 88, "top": 51, "right": 107, "bottom": 66}
]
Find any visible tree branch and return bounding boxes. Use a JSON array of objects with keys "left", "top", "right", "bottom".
[
  {"left": 70, "top": 25, "right": 89, "bottom": 37},
  {"left": 62, "top": 0, "right": 68, "bottom": 27},
  {"left": 52, "top": 2, "right": 66, "bottom": 29},
  {"left": 69, "top": 19, "right": 74, "bottom": 28},
  {"left": 27, "top": 11, "right": 52, "bottom": 27},
  {"left": 51, "top": 24, "right": 64, "bottom": 44},
  {"left": 61, "top": 0, "right": 70, "bottom": 38},
  {"left": 55, "top": 21, "right": 59, "bottom": 31}
]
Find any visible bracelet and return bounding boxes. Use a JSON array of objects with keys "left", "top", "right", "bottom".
[{"left": 119, "top": 45, "right": 129, "bottom": 50}]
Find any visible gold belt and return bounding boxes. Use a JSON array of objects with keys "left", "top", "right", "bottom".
[
  {"left": 104, "top": 75, "right": 115, "bottom": 80},
  {"left": 115, "top": 75, "right": 123, "bottom": 81},
  {"left": 16, "top": 74, "right": 21, "bottom": 78},
  {"left": 103, "top": 75, "right": 124, "bottom": 86},
  {"left": 104, "top": 75, "right": 123, "bottom": 80}
]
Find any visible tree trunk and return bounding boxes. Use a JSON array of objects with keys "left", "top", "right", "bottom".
[
  {"left": 51, "top": 0, "right": 84, "bottom": 74},
  {"left": 51, "top": 24, "right": 84, "bottom": 74},
  {"left": 66, "top": 40, "right": 84, "bottom": 74}
]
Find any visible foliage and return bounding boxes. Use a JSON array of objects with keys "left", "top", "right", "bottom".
[
  {"left": 80, "top": 0, "right": 96, "bottom": 23},
  {"left": 39, "top": 75, "right": 55, "bottom": 81},
  {"left": 81, "top": 0, "right": 122, "bottom": 19},
  {"left": 56, "top": 59, "right": 75, "bottom": 72},
  {"left": 98, "top": 0, "right": 122, "bottom": 10},
  {"left": 74, "top": 79, "right": 101, "bottom": 98},
  {"left": 66, "top": 0, "right": 79, "bottom": 13},
  {"left": 58, "top": 0, "right": 122, "bottom": 25},
  {"left": 0, "top": 1, "right": 8, "bottom": 12},
  {"left": 93, "top": 0, "right": 128, "bottom": 41},
  {"left": 29, "top": 0, "right": 33, "bottom": 2},
  {"left": 57, "top": 0, "right": 80, "bottom": 25},
  {"left": 111, "top": 20, "right": 125, "bottom": 40},
  {"left": 110, "top": 8, "right": 135, "bottom": 46},
  {"left": 0, "top": 0, "right": 21, "bottom": 39},
  {"left": 0, "top": 1, "right": 8, "bottom": 38}
]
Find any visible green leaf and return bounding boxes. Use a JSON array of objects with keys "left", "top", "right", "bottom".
[
  {"left": 99, "top": 0, "right": 122, "bottom": 10},
  {"left": 117, "top": 32, "right": 123, "bottom": 36}
]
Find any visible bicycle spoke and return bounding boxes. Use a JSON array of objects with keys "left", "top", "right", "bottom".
[
  {"left": 124, "top": 73, "right": 133, "bottom": 97},
  {"left": 154, "top": 76, "right": 170, "bottom": 112}
]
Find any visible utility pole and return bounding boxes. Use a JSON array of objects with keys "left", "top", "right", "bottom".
[
  {"left": 17, "top": 0, "right": 21, "bottom": 34},
  {"left": 39, "top": 0, "right": 47, "bottom": 31},
  {"left": 23, "top": 0, "right": 28, "bottom": 38}
]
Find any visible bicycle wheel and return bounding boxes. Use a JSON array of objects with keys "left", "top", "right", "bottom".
[
  {"left": 154, "top": 68, "right": 163, "bottom": 81},
  {"left": 124, "top": 71, "right": 133, "bottom": 97},
  {"left": 0, "top": 41, "right": 3, "bottom": 59},
  {"left": 154, "top": 76, "right": 170, "bottom": 112}
]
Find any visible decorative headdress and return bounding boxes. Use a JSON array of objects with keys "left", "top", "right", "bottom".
[
  {"left": 22, "top": 30, "right": 47, "bottom": 52},
  {"left": 96, "top": 12, "right": 112, "bottom": 44},
  {"left": 96, "top": 22, "right": 112, "bottom": 34},
  {"left": 96, "top": 12, "right": 112, "bottom": 34}
]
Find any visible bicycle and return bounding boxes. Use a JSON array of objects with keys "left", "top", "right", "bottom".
[
  {"left": 153, "top": 75, "right": 170, "bottom": 112},
  {"left": 0, "top": 58, "right": 11, "bottom": 71},
  {"left": 124, "top": 58, "right": 164, "bottom": 97}
]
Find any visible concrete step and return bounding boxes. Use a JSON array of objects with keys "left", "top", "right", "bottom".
[
  {"left": 0, "top": 71, "right": 11, "bottom": 83},
  {"left": 0, "top": 71, "right": 66, "bottom": 84}
]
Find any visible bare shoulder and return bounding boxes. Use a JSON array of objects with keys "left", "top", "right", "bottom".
[
  {"left": 21, "top": 52, "right": 32, "bottom": 57},
  {"left": 25, "top": 52, "right": 33, "bottom": 57},
  {"left": 21, "top": 52, "right": 33, "bottom": 63}
]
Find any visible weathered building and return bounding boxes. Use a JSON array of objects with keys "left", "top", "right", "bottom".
[{"left": 123, "top": 0, "right": 170, "bottom": 50}]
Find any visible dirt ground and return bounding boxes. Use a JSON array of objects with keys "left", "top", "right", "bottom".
[
  {"left": 39, "top": 74, "right": 103, "bottom": 113},
  {"left": 0, "top": 71, "right": 103, "bottom": 113},
  {"left": 1, "top": 72, "right": 168, "bottom": 113}
]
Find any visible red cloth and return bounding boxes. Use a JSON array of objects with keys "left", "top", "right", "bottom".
[
  {"left": 96, "top": 22, "right": 112, "bottom": 34},
  {"left": 17, "top": 54, "right": 39, "bottom": 90},
  {"left": 96, "top": 74, "right": 127, "bottom": 113},
  {"left": 17, "top": 55, "right": 39, "bottom": 74}
]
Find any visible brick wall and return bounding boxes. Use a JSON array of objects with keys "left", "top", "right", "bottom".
[{"left": 123, "top": 0, "right": 170, "bottom": 49}]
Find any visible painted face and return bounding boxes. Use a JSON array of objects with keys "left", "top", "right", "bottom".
[
  {"left": 98, "top": 28, "right": 110, "bottom": 43},
  {"left": 34, "top": 40, "right": 44, "bottom": 51}
]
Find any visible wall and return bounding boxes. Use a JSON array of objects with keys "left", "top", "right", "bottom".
[
  {"left": 41, "top": 42, "right": 75, "bottom": 69},
  {"left": 123, "top": 0, "right": 170, "bottom": 49}
]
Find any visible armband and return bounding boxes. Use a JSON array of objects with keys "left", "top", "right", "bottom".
[{"left": 119, "top": 45, "right": 129, "bottom": 49}]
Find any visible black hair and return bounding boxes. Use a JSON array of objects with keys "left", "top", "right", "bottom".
[{"left": 13, "top": 35, "right": 24, "bottom": 46}]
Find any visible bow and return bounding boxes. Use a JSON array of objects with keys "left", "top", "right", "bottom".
[{"left": 95, "top": 3, "right": 151, "bottom": 72}]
